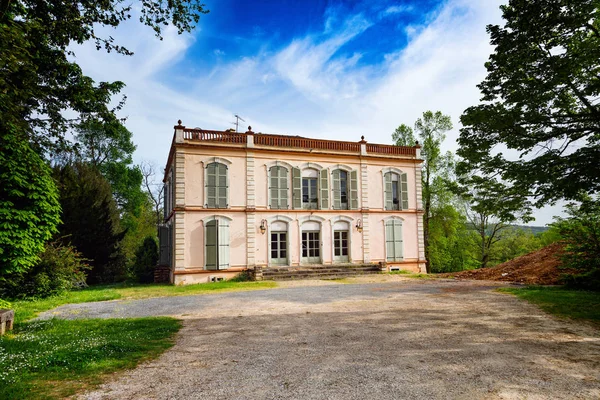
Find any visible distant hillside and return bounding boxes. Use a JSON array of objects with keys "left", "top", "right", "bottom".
[
  {"left": 466, "top": 224, "right": 549, "bottom": 236},
  {"left": 512, "top": 225, "right": 549, "bottom": 235}
]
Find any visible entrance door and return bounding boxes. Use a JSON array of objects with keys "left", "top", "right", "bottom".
[
  {"left": 301, "top": 231, "right": 321, "bottom": 264},
  {"left": 270, "top": 231, "right": 288, "bottom": 265},
  {"left": 333, "top": 230, "right": 349, "bottom": 262}
]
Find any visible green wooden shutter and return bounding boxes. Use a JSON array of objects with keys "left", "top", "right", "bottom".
[
  {"left": 280, "top": 167, "right": 289, "bottom": 209},
  {"left": 332, "top": 169, "right": 341, "bottom": 210},
  {"left": 159, "top": 225, "right": 169, "bottom": 265},
  {"left": 350, "top": 170, "right": 358, "bottom": 210},
  {"left": 385, "top": 221, "right": 394, "bottom": 261},
  {"left": 292, "top": 167, "right": 301, "bottom": 209},
  {"left": 400, "top": 173, "right": 408, "bottom": 210},
  {"left": 217, "top": 163, "right": 228, "bottom": 208},
  {"left": 269, "top": 167, "right": 278, "bottom": 208},
  {"left": 206, "top": 164, "right": 217, "bottom": 208},
  {"left": 205, "top": 220, "right": 217, "bottom": 269},
  {"left": 218, "top": 220, "right": 230, "bottom": 270},
  {"left": 320, "top": 169, "right": 329, "bottom": 209},
  {"left": 393, "top": 220, "right": 403, "bottom": 260},
  {"left": 384, "top": 172, "right": 393, "bottom": 210}
]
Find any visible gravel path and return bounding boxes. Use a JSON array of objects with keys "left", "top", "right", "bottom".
[{"left": 47, "top": 278, "right": 600, "bottom": 400}]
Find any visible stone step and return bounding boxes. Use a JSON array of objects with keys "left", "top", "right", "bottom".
[
  {"left": 263, "top": 270, "right": 381, "bottom": 281},
  {"left": 264, "top": 264, "right": 380, "bottom": 273},
  {"left": 263, "top": 269, "right": 378, "bottom": 277},
  {"left": 263, "top": 266, "right": 378, "bottom": 273}
]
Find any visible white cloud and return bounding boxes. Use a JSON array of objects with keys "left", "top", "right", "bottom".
[
  {"left": 381, "top": 5, "right": 414, "bottom": 16},
  {"left": 70, "top": 0, "right": 561, "bottom": 224}
]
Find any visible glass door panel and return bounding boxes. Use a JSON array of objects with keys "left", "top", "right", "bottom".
[
  {"left": 270, "top": 232, "right": 288, "bottom": 265},
  {"left": 301, "top": 231, "right": 321, "bottom": 264},
  {"left": 333, "top": 230, "right": 349, "bottom": 262}
]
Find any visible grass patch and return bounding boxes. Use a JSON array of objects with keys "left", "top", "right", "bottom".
[
  {"left": 106, "top": 280, "right": 277, "bottom": 300},
  {"left": 388, "top": 270, "right": 433, "bottom": 279},
  {"left": 0, "top": 317, "right": 181, "bottom": 400},
  {"left": 498, "top": 286, "right": 600, "bottom": 323},
  {"left": 10, "top": 280, "right": 276, "bottom": 324}
]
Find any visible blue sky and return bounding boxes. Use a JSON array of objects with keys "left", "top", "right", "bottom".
[{"left": 72, "top": 0, "right": 565, "bottom": 224}]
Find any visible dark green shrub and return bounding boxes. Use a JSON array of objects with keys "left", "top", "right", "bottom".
[
  {"left": 132, "top": 236, "right": 158, "bottom": 283},
  {"left": 229, "top": 271, "right": 253, "bottom": 282},
  {"left": 0, "top": 241, "right": 90, "bottom": 299}
]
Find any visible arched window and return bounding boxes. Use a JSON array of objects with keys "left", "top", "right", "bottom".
[
  {"left": 268, "top": 166, "right": 289, "bottom": 209},
  {"left": 332, "top": 168, "right": 358, "bottom": 210},
  {"left": 299, "top": 215, "right": 325, "bottom": 264},
  {"left": 206, "top": 162, "right": 228, "bottom": 208},
  {"left": 292, "top": 164, "right": 329, "bottom": 210},
  {"left": 384, "top": 170, "right": 408, "bottom": 210}
]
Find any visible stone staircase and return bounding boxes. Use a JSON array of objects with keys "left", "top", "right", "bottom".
[{"left": 261, "top": 263, "right": 381, "bottom": 281}]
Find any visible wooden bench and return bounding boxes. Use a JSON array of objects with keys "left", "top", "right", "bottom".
[{"left": 0, "top": 309, "right": 14, "bottom": 335}]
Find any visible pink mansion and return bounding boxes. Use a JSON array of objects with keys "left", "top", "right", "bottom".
[{"left": 159, "top": 122, "right": 425, "bottom": 284}]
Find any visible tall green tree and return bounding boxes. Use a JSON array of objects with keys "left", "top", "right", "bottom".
[
  {"left": 74, "top": 119, "right": 145, "bottom": 214},
  {"left": 0, "top": 132, "right": 61, "bottom": 276},
  {"left": 392, "top": 124, "right": 417, "bottom": 147},
  {"left": 394, "top": 111, "right": 453, "bottom": 272},
  {"left": 458, "top": 0, "right": 600, "bottom": 205},
  {"left": 458, "top": 174, "right": 533, "bottom": 268},
  {"left": 54, "top": 163, "right": 126, "bottom": 283},
  {"left": 0, "top": 0, "right": 207, "bottom": 274}
]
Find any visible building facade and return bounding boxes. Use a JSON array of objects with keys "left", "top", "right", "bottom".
[{"left": 160, "top": 122, "right": 426, "bottom": 284}]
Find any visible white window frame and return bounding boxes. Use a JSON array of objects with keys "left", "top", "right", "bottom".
[
  {"left": 204, "top": 157, "right": 232, "bottom": 209},
  {"left": 266, "top": 215, "right": 293, "bottom": 267},
  {"left": 298, "top": 215, "right": 325, "bottom": 264},
  {"left": 330, "top": 216, "right": 354, "bottom": 263},
  {"left": 382, "top": 167, "right": 408, "bottom": 210}
]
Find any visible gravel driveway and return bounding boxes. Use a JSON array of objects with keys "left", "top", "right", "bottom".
[{"left": 43, "top": 278, "right": 600, "bottom": 400}]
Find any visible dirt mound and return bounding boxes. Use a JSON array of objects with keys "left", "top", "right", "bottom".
[{"left": 446, "top": 243, "right": 569, "bottom": 285}]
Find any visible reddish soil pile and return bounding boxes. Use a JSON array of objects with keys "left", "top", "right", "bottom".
[{"left": 446, "top": 243, "right": 569, "bottom": 285}]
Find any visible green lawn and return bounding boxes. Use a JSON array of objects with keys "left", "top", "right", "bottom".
[
  {"left": 0, "top": 317, "right": 181, "bottom": 400},
  {"left": 499, "top": 286, "right": 600, "bottom": 324},
  {"left": 1, "top": 280, "right": 276, "bottom": 399}
]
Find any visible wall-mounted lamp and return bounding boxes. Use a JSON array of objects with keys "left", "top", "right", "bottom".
[
  {"left": 356, "top": 219, "right": 363, "bottom": 233},
  {"left": 259, "top": 219, "right": 267, "bottom": 234}
]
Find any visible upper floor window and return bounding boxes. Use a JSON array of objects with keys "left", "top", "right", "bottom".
[
  {"left": 302, "top": 173, "right": 319, "bottom": 209},
  {"left": 269, "top": 166, "right": 289, "bottom": 209},
  {"left": 332, "top": 168, "right": 359, "bottom": 210},
  {"left": 384, "top": 171, "right": 408, "bottom": 210},
  {"left": 292, "top": 166, "right": 329, "bottom": 210},
  {"left": 206, "top": 162, "right": 228, "bottom": 208}
]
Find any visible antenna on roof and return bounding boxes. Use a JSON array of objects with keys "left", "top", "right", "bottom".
[{"left": 231, "top": 114, "right": 246, "bottom": 133}]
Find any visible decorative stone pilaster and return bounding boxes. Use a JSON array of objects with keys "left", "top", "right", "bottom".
[
  {"left": 362, "top": 212, "right": 370, "bottom": 263},
  {"left": 246, "top": 150, "right": 256, "bottom": 267},
  {"left": 414, "top": 146, "right": 426, "bottom": 270},
  {"left": 174, "top": 150, "right": 185, "bottom": 208},
  {"left": 360, "top": 156, "right": 370, "bottom": 263},
  {"left": 173, "top": 147, "right": 186, "bottom": 271},
  {"left": 173, "top": 211, "right": 185, "bottom": 271}
]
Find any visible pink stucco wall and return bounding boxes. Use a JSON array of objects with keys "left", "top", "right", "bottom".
[{"left": 173, "top": 143, "right": 424, "bottom": 281}]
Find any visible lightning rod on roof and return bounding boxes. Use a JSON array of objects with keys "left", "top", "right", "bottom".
[{"left": 231, "top": 114, "right": 246, "bottom": 133}]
